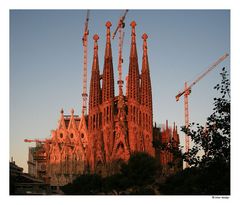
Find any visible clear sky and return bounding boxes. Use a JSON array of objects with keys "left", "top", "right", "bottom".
[{"left": 10, "top": 10, "right": 230, "bottom": 171}]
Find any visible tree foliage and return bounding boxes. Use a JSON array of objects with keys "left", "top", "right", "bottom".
[
  {"left": 61, "top": 152, "right": 159, "bottom": 194},
  {"left": 161, "top": 161, "right": 230, "bottom": 195},
  {"left": 123, "top": 152, "right": 159, "bottom": 186},
  {"left": 182, "top": 67, "right": 230, "bottom": 167},
  {"left": 161, "top": 68, "right": 230, "bottom": 195},
  {"left": 61, "top": 174, "right": 102, "bottom": 195}
]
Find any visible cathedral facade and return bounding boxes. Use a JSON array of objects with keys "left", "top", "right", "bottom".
[{"left": 28, "top": 21, "right": 181, "bottom": 187}]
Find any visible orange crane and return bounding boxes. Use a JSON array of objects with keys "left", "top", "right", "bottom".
[
  {"left": 112, "top": 10, "right": 128, "bottom": 95},
  {"left": 176, "top": 53, "right": 229, "bottom": 165},
  {"left": 24, "top": 139, "right": 50, "bottom": 143},
  {"left": 24, "top": 138, "right": 74, "bottom": 147},
  {"left": 81, "top": 10, "right": 90, "bottom": 116}
]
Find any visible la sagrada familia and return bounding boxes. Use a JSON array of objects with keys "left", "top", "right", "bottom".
[{"left": 27, "top": 21, "right": 182, "bottom": 187}]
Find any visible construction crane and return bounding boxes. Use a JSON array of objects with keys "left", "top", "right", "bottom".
[
  {"left": 112, "top": 10, "right": 129, "bottom": 95},
  {"left": 175, "top": 53, "right": 229, "bottom": 165},
  {"left": 112, "top": 10, "right": 128, "bottom": 40},
  {"left": 81, "top": 10, "right": 90, "bottom": 116},
  {"left": 24, "top": 138, "right": 74, "bottom": 147},
  {"left": 24, "top": 139, "right": 50, "bottom": 143}
]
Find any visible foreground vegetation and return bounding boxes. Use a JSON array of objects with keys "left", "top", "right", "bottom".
[
  {"left": 61, "top": 152, "right": 160, "bottom": 194},
  {"left": 162, "top": 67, "right": 230, "bottom": 195}
]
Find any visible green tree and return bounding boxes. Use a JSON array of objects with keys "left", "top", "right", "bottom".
[
  {"left": 161, "top": 162, "right": 230, "bottom": 195},
  {"left": 182, "top": 67, "right": 230, "bottom": 167},
  {"left": 121, "top": 152, "right": 158, "bottom": 186},
  {"left": 102, "top": 173, "right": 129, "bottom": 193},
  {"left": 61, "top": 152, "right": 159, "bottom": 195},
  {"left": 161, "top": 68, "right": 230, "bottom": 195},
  {"left": 61, "top": 174, "right": 102, "bottom": 195}
]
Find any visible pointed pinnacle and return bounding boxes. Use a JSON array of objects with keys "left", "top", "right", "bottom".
[
  {"left": 130, "top": 21, "right": 136, "bottom": 43},
  {"left": 106, "top": 21, "right": 112, "bottom": 28},
  {"left": 93, "top": 34, "right": 99, "bottom": 42},
  {"left": 106, "top": 21, "right": 112, "bottom": 41},
  {"left": 130, "top": 21, "right": 136, "bottom": 28},
  {"left": 93, "top": 34, "right": 99, "bottom": 52},
  {"left": 142, "top": 33, "right": 148, "bottom": 40},
  {"left": 142, "top": 33, "right": 148, "bottom": 56}
]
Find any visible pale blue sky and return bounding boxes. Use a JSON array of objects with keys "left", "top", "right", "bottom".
[{"left": 10, "top": 10, "right": 230, "bottom": 171}]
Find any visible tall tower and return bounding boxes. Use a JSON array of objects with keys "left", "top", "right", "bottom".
[
  {"left": 127, "top": 21, "right": 141, "bottom": 152},
  {"left": 89, "top": 34, "right": 101, "bottom": 115},
  {"left": 140, "top": 33, "right": 154, "bottom": 156},
  {"left": 88, "top": 34, "right": 104, "bottom": 173},
  {"left": 101, "top": 21, "right": 115, "bottom": 163}
]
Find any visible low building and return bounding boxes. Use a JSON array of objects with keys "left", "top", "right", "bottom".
[{"left": 10, "top": 159, "right": 51, "bottom": 195}]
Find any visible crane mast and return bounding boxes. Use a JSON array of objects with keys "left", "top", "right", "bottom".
[
  {"left": 112, "top": 10, "right": 128, "bottom": 40},
  {"left": 117, "top": 26, "right": 124, "bottom": 95},
  {"left": 81, "top": 10, "right": 90, "bottom": 116},
  {"left": 112, "top": 10, "right": 128, "bottom": 95},
  {"left": 176, "top": 53, "right": 229, "bottom": 167}
]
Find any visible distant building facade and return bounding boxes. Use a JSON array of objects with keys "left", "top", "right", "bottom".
[
  {"left": 27, "top": 21, "right": 182, "bottom": 187},
  {"left": 153, "top": 122, "right": 182, "bottom": 177},
  {"left": 28, "top": 142, "right": 47, "bottom": 179}
]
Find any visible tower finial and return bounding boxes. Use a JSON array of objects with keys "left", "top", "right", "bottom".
[
  {"left": 104, "top": 21, "right": 112, "bottom": 58},
  {"left": 130, "top": 21, "right": 137, "bottom": 43},
  {"left": 130, "top": 21, "right": 136, "bottom": 28},
  {"left": 106, "top": 21, "right": 112, "bottom": 39},
  {"left": 106, "top": 21, "right": 112, "bottom": 28},
  {"left": 61, "top": 108, "right": 64, "bottom": 115},
  {"left": 93, "top": 34, "right": 99, "bottom": 57},
  {"left": 142, "top": 33, "right": 148, "bottom": 57},
  {"left": 142, "top": 33, "right": 148, "bottom": 40},
  {"left": 71, "top": 108, "right": 74, "bottom": 115},
  {"left": 93, "top": 34, "right": 99, "bottom": 42}
]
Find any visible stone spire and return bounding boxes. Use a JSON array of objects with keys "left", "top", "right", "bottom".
[
  {"left": 130, "top": 21, "right": 137, "bottom": 58},
  {"left": 89, "top": 34, "right": 101, "bottom": 111},
  {"left": 139, "top": 33, "right": 154, "bottom": 156},
  {"left": 102, "top": 21, "right": 114, "bottom": 102},
  {"left": 127, "top": 21, "right": 140, "bottom": 101},
  {"left": 101, "top": 22, "right": 115, "bottom": 165},
  {"left": 172, "top": 122, "right": 180, "bottom": 148},
  {"left": 140, "top": 33, "right": 152, "bottom": 110},
  {"left": 126, "top": 21, "right": 141, "bottom": 153}
]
